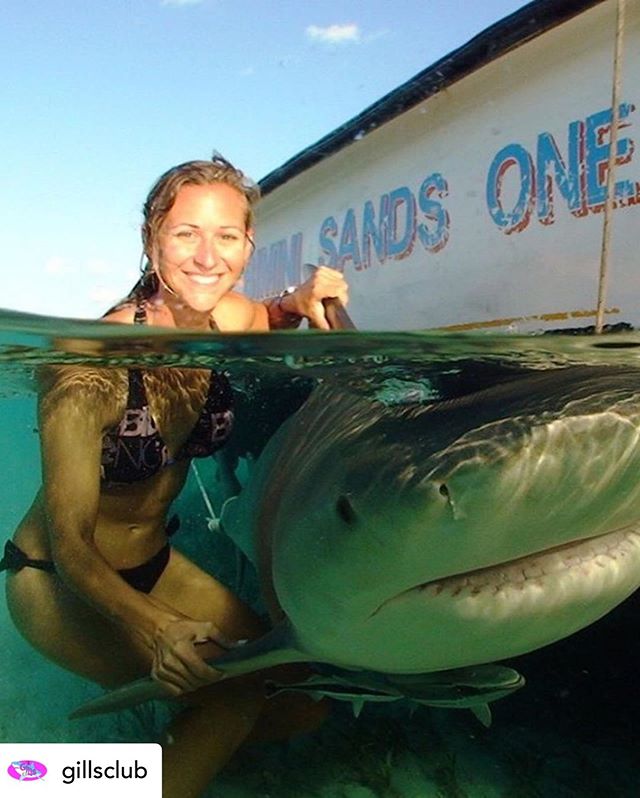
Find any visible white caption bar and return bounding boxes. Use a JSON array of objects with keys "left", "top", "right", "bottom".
[{"left": 1, "top": 743, "right": 161, "bottom": 796}]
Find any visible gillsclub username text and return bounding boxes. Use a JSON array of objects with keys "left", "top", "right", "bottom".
[{"left": 61, "top": 759, "right": 149, "bottom": 785}]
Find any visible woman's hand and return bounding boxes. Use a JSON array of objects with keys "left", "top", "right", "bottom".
[
  {"left": 150, "top": 618, "right": 232, "bottom": 695},
  {"left": 283, "top": 266, "right": 349, "bottom": 330}
]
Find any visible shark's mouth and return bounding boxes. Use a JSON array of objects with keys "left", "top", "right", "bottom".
[{"left": 373, "top": 524, "right": 640, "bottom": 617}]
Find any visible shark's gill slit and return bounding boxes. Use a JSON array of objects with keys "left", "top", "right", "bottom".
[
  {"left": 438, "top": 482, "right": 457, "bottom": 516},
  {"left": 336, "top": 494, "right": 358, "bottom": 525}
]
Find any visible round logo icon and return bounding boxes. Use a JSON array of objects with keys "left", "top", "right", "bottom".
[{"left": 7, "top": 760, "right": 48, "bottom": 781}]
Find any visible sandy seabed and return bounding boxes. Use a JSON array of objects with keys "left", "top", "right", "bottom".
[{"left": 2, "top": 594, "right": 637, "bottom": 798}]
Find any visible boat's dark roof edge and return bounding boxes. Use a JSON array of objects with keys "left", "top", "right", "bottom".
[{"left": 259, "top": 0, "right": 605, "bottom": 196}]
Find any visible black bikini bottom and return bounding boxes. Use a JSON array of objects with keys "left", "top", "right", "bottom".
[{"left": 0, "top": 515, "right": 180, "bottom": 594}]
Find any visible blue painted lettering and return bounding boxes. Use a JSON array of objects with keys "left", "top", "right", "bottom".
[
  {"left": 319, "top": 177, "right": 450, "bottom": 270},
  {"left": 488, "top": 103, "right": 639, "bottom": 234},
  {"left": 537, "top": 122, "right": 586, "bottom": 223},
  {"left": 319, "top": 216, "right": 339, "bottom": 267},
  {"left": 245, "top": 233, "right": 303, "bottom": 298},
  {"left": 417, "top": 173, "right": 450, "bottom": 252},
  {"left": 337, "top": 208, "right": 361, "bottom": 270},
  {"left": 387, "top": 187, "right": 416, "bottom": 259},
  {"left": 585, "top": 104, "right": 639, "bottom": 209},
  {"left": 360, "top": 196, "right": 388, "bottom": 270},
  {"left": 486, "top": 143, "right": 535, "bottom": 234}
]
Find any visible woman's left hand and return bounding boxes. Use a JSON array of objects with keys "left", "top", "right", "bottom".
[
  {"left": 283, "top": 266, "right": 349, "bottom": 330},
  {"left": 150, "top": 617, "right": 231, "bottom": 695}
]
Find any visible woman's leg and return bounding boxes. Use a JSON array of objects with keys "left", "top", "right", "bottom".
[
  {"left": 140, "top": 548, "right": 265, "bottom": 795},
  {"left": 151, "top": 548, "right": 329, "bottom": 793},
  {"left": 6, "top": 548, "right": 326, "bottom": 797},
  {"left": 5, "top": 567, "right": 151, "bottom": 686}
]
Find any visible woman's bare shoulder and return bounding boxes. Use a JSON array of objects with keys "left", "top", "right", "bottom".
[
  {"left": 101, "top": 305, "right": 136, "bottom": 325},
  {"left": 214, "top": 292, "right": 268, "bottom": 331}
]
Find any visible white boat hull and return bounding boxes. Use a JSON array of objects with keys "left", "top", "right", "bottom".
[{"left": 246, "top": 0, "right": 640, "bottom": 333}]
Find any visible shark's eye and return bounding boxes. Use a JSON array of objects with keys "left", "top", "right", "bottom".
[
  {"left": 336, "top": 494, "right": 357, "bottom": 525},
  {"left": 439, "top": 483, "right": 450, "bottom": 498}
]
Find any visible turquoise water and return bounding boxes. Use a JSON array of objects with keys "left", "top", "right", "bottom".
[{"left": 0, "top": 309, "right": 638, "bottom": 797}]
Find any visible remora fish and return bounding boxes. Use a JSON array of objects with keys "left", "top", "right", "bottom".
[
  {"left": 264, "top": 664, "right": 525, "bottom": 726},
  {"left": 72, "top": 365, "right": 640, "bottom": 718}
]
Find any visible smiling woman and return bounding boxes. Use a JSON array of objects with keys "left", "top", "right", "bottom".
[
  {"left": 1, "top": 153, "right": 349, "bottom": 798},
  {"left": 105, "top": 156, "right": 348, "bottom": 331}
]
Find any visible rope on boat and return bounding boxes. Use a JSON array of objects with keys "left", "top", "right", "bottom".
[
  {"left": 191, "top": 461, "right": 250, "bottom": 594},
  {"left": 595, "top": 0, "right": 626, "bottom": 334},
  {"left": 190, "top": 461, "right": 220, "bottom": 532}
]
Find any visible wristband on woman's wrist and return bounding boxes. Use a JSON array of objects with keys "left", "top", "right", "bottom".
[{"left": 266, "top": 286, "right": 302, "bottom": 329}]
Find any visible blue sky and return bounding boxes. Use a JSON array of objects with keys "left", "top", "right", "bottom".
[{"left": 2, "top": 0, "right": 528, "bottom": 317}]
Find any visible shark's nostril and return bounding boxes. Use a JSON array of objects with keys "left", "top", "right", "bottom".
[
  {"left": 439, "top": 484, "right": 450, "bottom": 498},
  {"left": 336, "top": 494, "right": 357, "bottom": 525}
]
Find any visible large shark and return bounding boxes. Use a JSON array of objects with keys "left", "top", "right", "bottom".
[{"left": 72, "top": 364, "right": 640, "bottom": 718}]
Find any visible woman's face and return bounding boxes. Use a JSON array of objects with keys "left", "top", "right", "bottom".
[{"left": 153, "top": 182, "right": 254, "bottom": 313}]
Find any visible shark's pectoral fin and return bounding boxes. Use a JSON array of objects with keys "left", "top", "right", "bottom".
[
  {"left": 70, "top": 620, "right": 310, "bottom": 720},
  {"left": 470, "top": 703, "right": 493, "bottom": 728},
  {"left": 213, "top": 620, "right": 311, "bottom": 675},
  {"left": 69, "top": 678, "right": 173, "bottom": 720}
]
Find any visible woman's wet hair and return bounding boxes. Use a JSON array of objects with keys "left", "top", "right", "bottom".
[{"left": 110, "top": 153, "right": 260, "bottom": 309}]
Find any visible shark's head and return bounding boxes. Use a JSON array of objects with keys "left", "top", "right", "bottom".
[{"left": 267, "top": 370, "right": 640, "bottom": 673}]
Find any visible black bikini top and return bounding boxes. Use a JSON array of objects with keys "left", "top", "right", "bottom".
[{"left": 100, "top": 303, "right": 234, "bottom": 485}]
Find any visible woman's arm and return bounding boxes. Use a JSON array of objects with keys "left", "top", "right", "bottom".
[
  {"left": 265, "top": 266, "right": 350, "bottom": 330},
  {"left": 218, "top": 266, "right": 350, "bottom": 331}
]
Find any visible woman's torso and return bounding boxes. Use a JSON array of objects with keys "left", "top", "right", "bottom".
[{"left": 15, "top": 364, "right": 228, "bottom": 569}]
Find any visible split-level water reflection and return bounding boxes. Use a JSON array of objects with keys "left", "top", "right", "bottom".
[{"left": 0, "top": 310, "right": 638, "bottom": 797}]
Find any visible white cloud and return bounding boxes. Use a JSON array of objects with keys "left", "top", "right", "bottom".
[
  {"left": 44, "top": 256, "right": 74, "bottom": 275},
  {"left": 306, "top": 23, "right": 360, "bottom": 45}
]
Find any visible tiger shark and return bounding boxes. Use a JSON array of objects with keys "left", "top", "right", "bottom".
[{"left": 72, "top": 364, "right": 640, "bottom": 719}]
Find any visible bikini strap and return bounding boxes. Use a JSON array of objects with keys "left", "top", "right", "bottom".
[
  {"left": 0, "top": 540, "right": 57, "bottom": 574},
  {"left": 127, "top": 369, "right": 148, "bottom": 409},
  {"left": 127, "top": 301, "right": 149, "bottom": 407},
  {"left": 134, "top": 301, "right": 147, "bottom": 325}
]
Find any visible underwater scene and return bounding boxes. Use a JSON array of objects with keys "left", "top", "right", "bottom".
[{"left": 0, "top": 309, "right": 639, "bottom": 797}]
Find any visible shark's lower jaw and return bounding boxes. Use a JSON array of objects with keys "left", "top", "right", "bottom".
[{"left": 311, "top": 524, "right": 640, "bottom": 674}]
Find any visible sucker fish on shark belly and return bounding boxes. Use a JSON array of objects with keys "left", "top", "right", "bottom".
[
  {"left": 71, "top": 365, "right": 640, "bottom": 718},
  {"left": 265, "top": 664, "right": 526, "bottom": 726}
]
